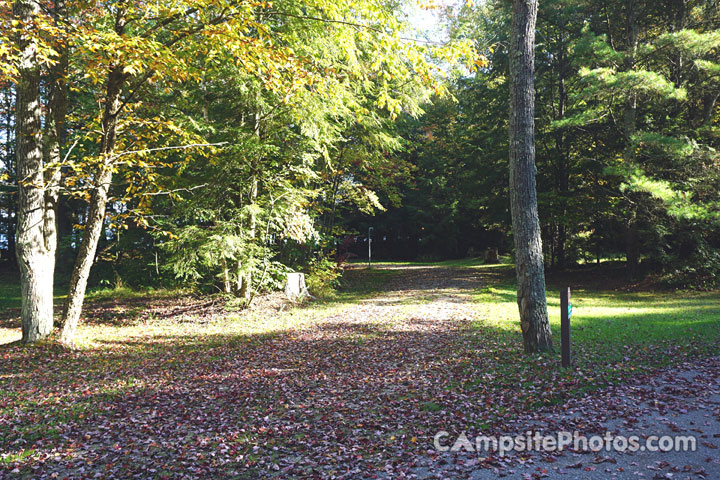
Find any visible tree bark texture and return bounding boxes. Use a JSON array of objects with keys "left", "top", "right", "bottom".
[
  {"left": 60, "top": 9, "right": 128, "bottom": 344},
  {"left": 509, "top": 0, "right": 553, "bottom": 353},
  {"left": 43, "top": 0, "right": 68, "bottom": 264},
  {"left": 14, "top": 0, "right": 54, "bottom": 342},
  {"left": 623, "top": 0, "right": 641, "bottom": 280}
]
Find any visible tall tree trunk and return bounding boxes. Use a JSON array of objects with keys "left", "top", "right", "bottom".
[
  {"left": 3, "top": 87, "right": 16, "bottom": 260},
  {"left": 239, "top": 102, "right": 260, "bottom": 300},
  {"left": 42, "top": 0, "right": 68, "bottom": 307},
  {"left": 327, "top": 175, "right": 341, "bottom": 238},
  {"left": 555, "top": 33, "right": 569, "bottom": 270},
  {"left": 60, "top": 9, "right": 128, "bottom": 345},
  {"left": 700, "top": 92, "right": 718, "bottom": 126},
  {"left": 14, "top": 0, "right": 56, "bottom": 342},
  {"left": 548, "top": 224, "right": 556, "bottom": 268},
  {"left": 626, "top": 210, "right": 640, "bottom": 276},
  {"left": 239, "top": 171, "right": 257, "bottom": 299},
  {"left": 509, "top": 0, "right": 553, "bottom": 353},
  {"left": 223, "top": 258, "right": 231, "bottom": 293},
  {"left": 670, "top": 0, "right": 687, "bottom": 88},
  {"left": 623, "top": 0, "right": 640, "bottom": 280}
]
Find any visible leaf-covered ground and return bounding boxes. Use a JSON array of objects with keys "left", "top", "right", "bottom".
[{"left": 1, "top": 264, "right": 719, "bottom": 479}]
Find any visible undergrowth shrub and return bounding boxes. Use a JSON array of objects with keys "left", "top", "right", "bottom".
[{"left": 306, "top": 256, "right": 343, "bottom": 297}]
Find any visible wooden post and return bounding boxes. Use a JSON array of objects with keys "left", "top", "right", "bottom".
[{"left": 561, "top": 287, "right": 571, "bottom": 367}]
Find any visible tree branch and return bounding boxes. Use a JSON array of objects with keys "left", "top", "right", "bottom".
[
  {"left": 108, "top": 141, "right": 228, "bottom": 162},
  {"left": 141, "top": 183, "right": 208, "bottom": 196}
]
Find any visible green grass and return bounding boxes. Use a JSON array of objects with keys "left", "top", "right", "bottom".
[
  {"left": 339, "top": 262, "right": 719, "bottom": 409},
  {"left": 334, "top": 267, "right": 397, "bottom": 299},
  {"left": 0, "top": 449, "right": 35, "bottom": 465},
  {"left": 2, "top": 262, "right": 718, "bottom": 377},
  {"left": 0, "top": 264, "right": 395, "bottom": 311},
  {"left": 466, "top": 265, "right": 720, "bottom": 382},
  {"left": 85, "top": 285, "right": 188, "bottom": 302},
  {"left": 452, "top": 268, "right": 719, "bottom": 416},
  {"left": 473, "top": 275, "right": 718, "bottom": 343},
  {"left": 0, "top": 280, "right": 191, "bottom": 311},
  {"left": 1, "top": 261, "right": 718, "bottom": 476},
  {"left": 0, "top": 281, "right": 21, "bottom": 311},
  {"left": 3, "top": 263, "right": 717, "bottom": 361},
  {"left": 349, "top": 257, "right": 505, "bottom": 268}
]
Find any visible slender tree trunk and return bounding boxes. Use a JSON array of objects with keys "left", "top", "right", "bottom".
[
  {"left": 42, "top": 0, "right": 68, "bottom": 305},
  {"left": 222, "top": 258, "right": 231, "bottom": 293},
  {"left": 555, "top": 33, "right": 569, "bottom": 270},
  {"left": 239, "top": 172, "right": 257, "bottom": 299},
  {"left": 549, "top": 224, "right": 556, "bottom": 268},
  {"left": 557, "top": 223, "right": 566, "bottom": 268},
  {"left": 626, "top": 210, "right": 640, "bottom": 277},
  {"left": 60, "top": 10, "right": 128, "bottom": 345},
  {"left": 3, "top": 88, "right": 16, "bottom": 260},
  {"left": 328, "top": 175, "right": 340, "bottom": 238},
  {"left": 509, "top": 0, "right": 553, "bottom": 353},
  {"left": 623, "top": 0, "right": 640, "bottom": 280},
  {"left": 235, "top": 260, "right": 243, "bottom": 293},
  {"left": 239, "top": 102, "right": 260, "bottom": 300},
  {"left": 700, "top": 92, "right": 718, "bottom": 126},
  {"left": 323, "top": 146, "right": 345, "bottom": 239},
  {"left": 670, "top": 0, "right": 687, "bottom": 88}
]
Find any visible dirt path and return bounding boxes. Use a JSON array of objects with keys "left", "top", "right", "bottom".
[
  {"left": 303, "top": 264, "right": 493, "bottom": 337},
  {"left": 3, "top": 265, "right": 501, "bottom": 479},
  {"left": 2, "top": 265, "right": 718, "bottom": 480},
  {"left": 415, "top": 357, "right": 720, "bottom": 480},
  {"left": 298, "top": 266, "right": 720, "bottom": 480}
]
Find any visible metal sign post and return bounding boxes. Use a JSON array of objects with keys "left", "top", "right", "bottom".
[
  {"left": 561, "top": 287, "right": 572, "bottom": 367},
  {"left": 368, "top": 227, "right": 373, "bottom": 268}
]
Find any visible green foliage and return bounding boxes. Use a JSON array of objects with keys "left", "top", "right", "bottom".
[
  {"left": 579, "top": 67, "right": 687, "bottom": 101},
  {"left": 336, "top": 0, "right": 720, "bottom": 288},
  {"left": 632, "top": 132, "right": 696, "bottom": 159},
  {"left": 305, "top": 256, "right": 343, "bottom": 297},
  {"left": 609, "top": 165, "right": 720, "bottom": 222},
  {"left": 695, "top": 59, "right": 720, "bottom": 74},
  {"left": 550, "top": 107, "right": 606, "bottom": 130},
  {"left": 651, "top": 29, "right": 720, "bottom": 57},
  {"left": 3, "top": 0, "right": 720, "bottom": 297},
  {"left": 661, "top": 237, "right": 720, "bottom": 290}
]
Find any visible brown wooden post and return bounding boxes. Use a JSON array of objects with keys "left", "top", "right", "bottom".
[{"left": 561, "top": 287, "right": 571, "bottom": 367}]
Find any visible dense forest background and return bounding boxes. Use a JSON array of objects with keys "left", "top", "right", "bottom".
[
  {"left": 1, "top": 0, "right": 719, "bottom": 299},
  {"left": 344, "top": 0, "right": 720, "bottom": 290}
]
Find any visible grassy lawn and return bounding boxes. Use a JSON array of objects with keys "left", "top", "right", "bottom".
[
  {"left": 468, "top": 265, "right": 720, "bottom": 362},
  {"left": 0, "top": 277, "right": 198, "bottom": 344},
  {"left": 0, "top": 267, "right": 397, "bottom": 346},
  {"left": 1, "top": 263, "right": 718, "bottom": 478},
  {"left": 0, "top": 281, "right": 182, "bottom": 311},
  {"left": 0, "top": 282, "right": 21, "bottom": 312}
]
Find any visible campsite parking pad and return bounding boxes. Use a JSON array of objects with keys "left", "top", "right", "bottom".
[{"left": 411, "top": 357, "right": 720, "bottom": 479}]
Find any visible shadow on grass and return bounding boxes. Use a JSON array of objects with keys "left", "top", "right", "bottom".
[
  {"left": 0, "top": 267, "right": 396, "bottom": 332},
  {"left": 2, "top": 283, "right": 719, "bottom": 478},
  {"left": 2, "top": 263, "right": 719, "bottom": 477},
  {"left": 0, "top": 319, "right": 498, "bottom": 476}
]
